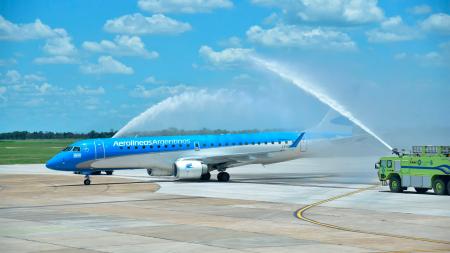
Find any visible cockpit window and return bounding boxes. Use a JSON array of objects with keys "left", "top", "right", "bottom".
[
  {"left": 72, "top": 147, "right": 81, "bottom": 152},
  {"left": 62, "top": 146, "right": 73, "bottom": 151}
]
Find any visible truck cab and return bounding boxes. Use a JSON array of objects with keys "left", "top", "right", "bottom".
[{"left": 375, "top": 146, "right": 450, "bottom": 195}]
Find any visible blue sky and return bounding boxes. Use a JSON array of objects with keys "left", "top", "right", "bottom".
[{"left": 0, "top": 0, "right": 449, "bottom": 135}]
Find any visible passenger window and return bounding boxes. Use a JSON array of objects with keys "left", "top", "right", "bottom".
[
  {"left": 195, "top": 143, "right": 199, "bottom": 147},
  {"left": 218, "top": 143, "right": 222, "bottom": 147},
  {"left": 245, "top": 142, "right": 248, "bottom": 145},
  {"left": 120, "top": 146, "right": 123, "bottom": 149},
  {"left": 239, "top": 142, "right": 242, "bottom": 145},
  {"left": 211, "top": 143, "right": 214, "bottom": 147},
  {"left": 150, "top": 145, "right": 153, "bottom": 149},
  {"left": 187, "top": 144, "right": 190, "bottom": 147},
  {"left": 164, "top": 145, "right": 168, "bottom": 148},
  {"left": 135, "top": 146, "right": 138, "bottom": 149},
  {"left": 203, "top": 143, "right": 206, "bottom": 147},
  {"left": 143, "top": 146, "right": 146, "bottom": 149},
  {"left": 127, "top": 146, "right": 130, "bottom": 149},
  {"left": 172, "top": 144, "right": 175, "bottom": 148},
  {"left": 271, "top": 141, "right": 275, "bottom": 144},
  {"left": 264, "top": 142, "right": 267, "bottom": 145},
  {"left": 179, "top": 144, "right": 182, "bottom": 147},
  {"left": 157, "top": 145, "right": 161, "bottom": 148}
]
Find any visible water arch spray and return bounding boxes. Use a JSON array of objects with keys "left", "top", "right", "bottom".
[{"left": 250, "top": 56, "right": 393, "bottom": 151}]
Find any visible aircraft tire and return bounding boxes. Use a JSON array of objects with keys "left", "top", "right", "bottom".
[
  {"left": 106, "top": 171, "right": 113, "bottom": 175},
  {"left": 218, "top": 172, "right": 230, "bottom": 182},
  {"left": 84, "top": 178, "right": 91, "bottom": 185},
  {"left": 200, "top": 172, "right": 211, "bottom": 181}
]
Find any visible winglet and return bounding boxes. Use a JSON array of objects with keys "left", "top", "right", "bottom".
[{"left": 290, "top": 132, "right": 305, "bottom": 148}]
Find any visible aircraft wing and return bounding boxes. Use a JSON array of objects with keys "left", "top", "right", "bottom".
[{"left": 179, "top": 150, "right": 281, "bottom": 167}]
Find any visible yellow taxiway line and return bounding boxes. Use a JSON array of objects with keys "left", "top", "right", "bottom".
[{"left": 295, "top": 185, "right": 450, "bottom": 245}]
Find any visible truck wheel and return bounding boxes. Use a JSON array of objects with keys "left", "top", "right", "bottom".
[
  {"left": 389, "top": 177, "right": 403, "bottom": 193},
  {"left": 432, "top": 178, "right": 447, "bottom": 195},
  {"left": 447, "top": 181, "right": 450, "bottom": 196},
  {"left": 414, "top": 187, "right": 428, "bottom": 194}
]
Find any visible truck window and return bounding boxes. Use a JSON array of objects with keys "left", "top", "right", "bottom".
[
  {"left": 387, "top": 160, "right": 392, "bottom": 168},
  {"left": 381, "top": 160, "right": 386, "bottom": 167}
]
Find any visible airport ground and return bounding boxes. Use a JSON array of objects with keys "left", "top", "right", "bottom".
[{"left": 1, "top": 156, "right": 449, "bottom": 253}]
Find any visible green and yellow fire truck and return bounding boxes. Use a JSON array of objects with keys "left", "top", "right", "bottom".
[{"left": 375, "top": 146, "right": 450, "bottom": 195}]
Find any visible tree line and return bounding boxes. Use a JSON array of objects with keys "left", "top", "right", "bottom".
[
  {"left": 0, "top": 130, "right": 117, "bottom": 140},
  {"left": 0, "top": 128, "right": 283, "bottom": 140}
]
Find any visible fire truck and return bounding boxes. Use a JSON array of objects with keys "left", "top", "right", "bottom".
[{"left": 375, "top": 146, "right": 450, "bottom": 195}]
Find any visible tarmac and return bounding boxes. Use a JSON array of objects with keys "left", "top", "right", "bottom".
[{"left": 1, "top": 156, "right": 450, "bottom": 252}]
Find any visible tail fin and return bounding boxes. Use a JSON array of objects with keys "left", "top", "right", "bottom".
[{"left": 290, "top": 132, "right": 305, "bottom": 148}]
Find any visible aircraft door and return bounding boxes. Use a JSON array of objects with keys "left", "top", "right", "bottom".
[
  {"left": 94, "top": 141, "right": 105, "bottom": 159},
  {"left": 194, "top": 141, "right": 200, "bottom": 151}
]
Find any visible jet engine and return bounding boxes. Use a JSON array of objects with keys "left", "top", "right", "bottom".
[
  {"left": 147, "top": 168, "right": 174, "bottom": 176},
  {"left": 174, "top": 160, "right": 208, "bottom": 179}
]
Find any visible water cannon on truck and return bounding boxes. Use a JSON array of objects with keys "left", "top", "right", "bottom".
[{"left": 375, "top": 145, "right": 450, "bottom": 195}]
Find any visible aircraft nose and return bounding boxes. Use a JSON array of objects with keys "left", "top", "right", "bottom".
[{"left": 46, "top": 156, "right": 59, "bottom": 170}]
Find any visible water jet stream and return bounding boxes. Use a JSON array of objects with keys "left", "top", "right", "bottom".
[{"left": 250, "top": 56, "right": 393, "bottom": 151}]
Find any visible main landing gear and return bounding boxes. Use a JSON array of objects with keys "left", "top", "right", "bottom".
[
  {"left": 200, "top": 172, "right": 211, "bottom": 181},
  {"left": 84, "top": 175, "right": 91, "bottom": 185},
  {"left": 217, "top": 172, "right": 230, "bottom": 182}
]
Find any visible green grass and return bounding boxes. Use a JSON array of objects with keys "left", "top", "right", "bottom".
[{"left": 0, "top": 139, "right": 80, "bottom": 164}]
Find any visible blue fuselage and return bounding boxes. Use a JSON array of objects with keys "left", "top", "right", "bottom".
[{"left": 46, "top": 132, "right": 304, "bottom": 175}]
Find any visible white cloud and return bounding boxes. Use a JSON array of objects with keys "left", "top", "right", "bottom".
[
  {"left": 81, "top": 56, "right": 134, "bottom": 75},
  {"left": 251, "top": 0, "right": 384, "bottom": 25},
  {"left": 247, "top": 24, "right": 356, "bottom": 50},
  {"left": 408, "top": 5, "right": 432, "bottom": 15},
  {"left": 34, "top": 56, "right": 78, "bottom": 65},
  {"left": 0, "top": 70, "right": 61, "bottom": 95},
  {"left": 199, "top": 46, "right": 254, "bottom": 66},
  {"left": 1, "top": 70, "right": 21, "bottom": 85},
  {"left": 0, "top": 16, "right": 56, "bottom": 41},
  {"left": 36, "top": 82, "right": 52, "bottom": 94},
  {"left": 83, "top": 35, "right": 158, "bottom": 59},
  {"left": 420, "top": 13, "right": 450, "bottom": 35},
  {"left": 393, "top": 51, "right": 446, "bottom": 66},
  {"left": 0, "top": 16, "right": 77, "bottom": 64},
  {"left": 138, "top": 0, "right": 233, "bottom": 13},
  {"left": 24, "top": 98, "right": 45, "bottom": 107},
  {"left": 366, "top": 16, "right": 419, "bottom": 42},
  {"left": 144, "top": 75, "right": 164, "bottom": 84},
  {"left": 130, "top": 84, "right": 194, "bottom": 98},
  {"left": 44, "top": 35, "right": 77, "bottom": 56},
  {"left": 75, "top": 85, "right": 105, "bottom": 95},
  {"left": 104, "top": 13, "right": 191, "bottom": 35},
  {"left": 218, "top": 36, "right": 242, "bottom": 47},
  {"left": 394, "top": 52, "right": 407, "bottom": 60},
  {"left": 0, "top": 58, "right": 17, "bottom": 66}
]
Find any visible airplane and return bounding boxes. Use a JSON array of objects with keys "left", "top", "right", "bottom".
[{"left": 45, "top": 131, "right": 305, "bottom": 185}]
